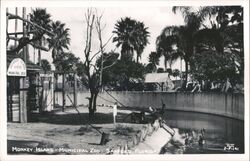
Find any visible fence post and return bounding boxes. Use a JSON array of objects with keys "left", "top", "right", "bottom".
[{"left": 74, "top": 73, "right": 77, "bottom": 107}]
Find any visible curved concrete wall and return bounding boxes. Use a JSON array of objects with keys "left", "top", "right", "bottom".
[{"left": 55, "top": 91, "right": 244, "bottom": 120}]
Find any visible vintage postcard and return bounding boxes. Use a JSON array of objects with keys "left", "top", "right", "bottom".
[{"left": 0, "top": 0, "right": 249, "bottom": 161}]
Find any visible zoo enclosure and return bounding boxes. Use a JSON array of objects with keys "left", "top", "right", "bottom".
[{"left": 55, "top": 91, "right": 244, "bottom": 120}]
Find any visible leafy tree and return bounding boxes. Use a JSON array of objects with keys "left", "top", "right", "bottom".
[
  {"left": 113, "top": 17, "right": 150, "bottom": 62},
  {"left": 53, "top": 52, "right": 79, "bottom": 72},
  {"left": 192, "top": 6, "right": 243, "bottom": 82},
  {"left": 40, "top": 59, "right": 51, "bottom": 73},
  {"left": 53, "top": 51, "right": 79, "bottom": 112},
  {"left": 190, "top": 51, "right": 238, "bottom": 82},
  {"left": 156, "top": 6, "right": 243, "bottom": 86},
  {"left": 98, "top": 56, "right": 146, "bottom": 91}
]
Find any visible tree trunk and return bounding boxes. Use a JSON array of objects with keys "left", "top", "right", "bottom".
[
  {"left": 88, "top": 92, "right": 94, "bottom": 119},
  {"left": 93, "top": 92, "right": 98, "bottom": 112},
  {"left": 180, "top": 58, "right": 183, "bottom": 86},
  {"left": 62, "top": 74, "right": 65, "bottom": 112},
  {"left": 164, "top": 57, "right": 168, "bottom": 71},
  {"left": 136, "top": 55, "right": 139, "bottom": 63},
  {"left": 185, "top": 61, "right": 188, "bottom": 83},
  {"left": 88, "top": 90, "right": 99, "bottom": 120}
]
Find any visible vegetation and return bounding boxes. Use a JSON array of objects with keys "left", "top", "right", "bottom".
[
  {"left": 113, "top": 17, "right": 150, "bottom": 62},
  {"left": 156, "top": 6, "right": 244, "bottom": 87},
  {"left": 40, "top": 59, "right": 51, "bottom": 73},
  {"left": 97, "top": 55, "right": 146, "bottom": 91},
  {"left": 47, "top": 21, "right": 71, "bottom": 62}
]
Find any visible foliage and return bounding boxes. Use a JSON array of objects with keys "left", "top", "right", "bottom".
[
  {"left": 53, "top": 52, "right": 79, "bottom": 72},
  {"left": 112, "top": 124, "right": 135, "bottom": 136},
  {"left": 146, "top": 52, "right": 159, "bottom": 73},
  {"left": 47, "top": 21, "right": 71, "bottom": 61},
  {"left": 190, "top": 51, "right": 239, "bottom": 82},
  {"left": 172, "top": 69, "right": 180, "bottom": 78},
  {"left": 156, "top": 6, "right": 244, "bottom": 85},
  {"left": 40, "top": 59, "right": 51, "bottom": 72},
  {"left": 99, "top": 56, "right": 146, "bottom": 91},
  {"left": 29, "top": 8, "right": 52, "bottom": 38},
  {"left": 157, "top": 68, "right": 165, "bottom": 73},
  {"left": 113, "top": 17, "right": 150, "bottom": 62},
  {"left": 191, "top": 6, "right": 244, "bottom": 82}
]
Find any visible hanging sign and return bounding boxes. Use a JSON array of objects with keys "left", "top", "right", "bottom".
[{"left": 7, "top": 58, "right": 27, "bottom": 77}]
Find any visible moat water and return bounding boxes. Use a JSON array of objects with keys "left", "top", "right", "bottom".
[{"left": 162, "top": 110, "right": 244, "bottom": 154}]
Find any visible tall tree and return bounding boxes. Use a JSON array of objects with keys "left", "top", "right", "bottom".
[
  {"left": 47, "top": 20, "right": 71, "bottom": 110},
  {"left": 80, "top": 9, "right": 115, "bottom": 119},
  {"left": 134, "top": 21, "right": 150, "bottom": 62},
  {"left": 113, "top": 17, "right": 149, "bottom": 62},
  {"left": 47, "top": 20, "right": 71, "bottom": 62},
  {"left": 29, "top": 8, "right": 52, "bottom": 64},
  {"left": 157, "top": 7, "right": 205, "bottom": 83},
  {"left": 191, "top": 6, "right": 244, "bottom": 82},
  {"left": 146, "top": 51, "right": 159, "bottom": 73},
  {"left": 156, "top": 26, "right": 180, "bottom": 70}
]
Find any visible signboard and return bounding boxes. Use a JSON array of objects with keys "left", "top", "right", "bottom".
[{"left": 7, "top": 58, "right": 27, "bottom": 77}]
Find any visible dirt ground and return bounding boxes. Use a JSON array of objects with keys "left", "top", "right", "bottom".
[{"left": 7, "top": 106, "right": 145, "bottom": 155}]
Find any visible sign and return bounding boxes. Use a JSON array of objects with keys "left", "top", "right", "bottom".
[{"left": 7, "top": 58, "right": 27, "bottom": 77}]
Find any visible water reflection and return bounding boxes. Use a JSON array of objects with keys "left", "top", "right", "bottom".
[{"left": 162, "top": 110, "right": 244, "bottom": 154}]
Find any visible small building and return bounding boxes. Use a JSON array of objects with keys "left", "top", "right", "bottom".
[
  {"left": 7, "top": 52, "right": 54, "bottom": 122},
  {"left": 144, "top": 73, "right": 174, "bottom": 91}
]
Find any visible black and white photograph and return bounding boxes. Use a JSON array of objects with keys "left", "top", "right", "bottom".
[{"left": 0, "top": 0, "right": 249, "bottom": 161}]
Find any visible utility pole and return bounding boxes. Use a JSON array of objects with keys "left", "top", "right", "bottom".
[
  {"left": 180, "top": 58, "right": 183, "bottom": 87},
  {"left": 73, "top": 72, "right": 77, "bottom": 108},
  {"left": 19, "top": 7, "right": 28, "bottom": 123},
  {"left": 62, "top": 73, "right": 65, "bottom": 112},
  {"left": 14, "top": 7, "right": 18, "bottom": 47}
]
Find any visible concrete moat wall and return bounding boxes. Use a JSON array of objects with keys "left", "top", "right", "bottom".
[{"left": 55, "top": 91, "right": 244, "bottom": 120}]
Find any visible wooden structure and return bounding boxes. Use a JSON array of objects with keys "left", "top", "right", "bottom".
[{"left": 6, "top": 7, "right": 54, "bottom": 123}]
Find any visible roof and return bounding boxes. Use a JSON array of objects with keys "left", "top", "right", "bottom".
[
  {"left": 144, "top": 73, "right": 172, "bottom": 83},
  {"left": 7, "top": 52, "right": 43, "bottom": 71}
]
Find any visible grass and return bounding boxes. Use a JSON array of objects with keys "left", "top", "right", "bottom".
[
  {"left": 7, "top": 106, "right": 145, "bottom": 155},
  {"left": 112, "top": 124, "right": 136, "bottom": 136}
]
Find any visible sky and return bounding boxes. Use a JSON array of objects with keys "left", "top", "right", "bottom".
[{"left": 7, "top": 7, "right": 185, "bottom": 70}]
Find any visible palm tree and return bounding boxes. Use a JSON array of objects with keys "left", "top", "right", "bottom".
[
  {"left": 156, "top": 7, "right": 205, "bottom": 83},
  {"left": 113, "top": 17, "right": 149, "bottom": 62},
  {"left": 29, "top": 8, "right": 52, "bottom": 65},
  {"left": 47, "top": 20, "right": 71, "bottom": 62},
  {"left": 192, "top": 6, "right": 244, "bottom": 81},
  {"left": 147, "top": 51, "right": 159, "bottom": 73},
  {"left": 156, "top": 26, "right": 179, "bottom": 70},
  {"left": 47, "top": 21, "right": 70, "bottom": 112},
  {"left": 171, "top": 6, "right": 244, "bottom": 83},
  {"left": 30, "top": 8, "right": 52, "bottom": 37},
  {"left": 134, "top": 21, "right": 150, "bottom": 62}
]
